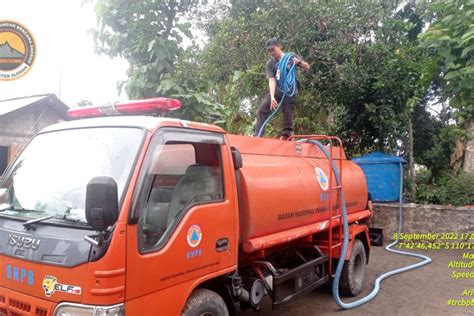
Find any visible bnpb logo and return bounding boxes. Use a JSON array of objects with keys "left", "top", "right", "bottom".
[
  {"left": 0, "top": 20, "right": 36, "bottom": 81},
  {"left": 186, "top": 225, "right": 202, "bottom": 248},
  {"left": 315, "top": 167, "right": 329, "bottom": 191}
]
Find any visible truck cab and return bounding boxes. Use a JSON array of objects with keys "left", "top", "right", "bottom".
[{"left": 0, "top": 98, "right": 372, "bottom": 315}]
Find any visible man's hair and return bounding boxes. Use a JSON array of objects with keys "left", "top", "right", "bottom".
[{"left": 265, "top": 37, "right": 279, "bottom": 50}]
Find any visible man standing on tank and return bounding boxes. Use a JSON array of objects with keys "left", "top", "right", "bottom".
[{"left": 254, "top": 37, "right": 310, "bottom": 139}]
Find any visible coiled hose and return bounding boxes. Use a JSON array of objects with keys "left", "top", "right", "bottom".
[
  {"left": 307, "top": 140, "right": 432, "bottom": 309},
  {"left": 257, "top": 53, "right": 297, "bottom": 137}
]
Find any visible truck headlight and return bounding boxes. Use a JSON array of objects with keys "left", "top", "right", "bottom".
[{"left": 54, "top": 303, "right": 124, "bottom": 316}]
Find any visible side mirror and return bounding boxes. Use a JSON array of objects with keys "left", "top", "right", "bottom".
[
  {"left": 0, "top": 188, "right": 7, "bottom": 204},
  {"left": 231, "top": 147, "right": 243, "bottom": 170},
  {"left": 85, "top": 177, "right": 119, "bottom": 232}
]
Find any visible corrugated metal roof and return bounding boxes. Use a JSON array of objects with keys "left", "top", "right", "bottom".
[
  {"left": 0, "top": 94, "right": 70, "bottom": 120},
  {"left": 0, "top": 94, "right": 52, "bottom": 116}
]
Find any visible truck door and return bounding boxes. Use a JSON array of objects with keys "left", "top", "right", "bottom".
[{"left": 125, "top": 128, "right": 237, "bottom": 313}]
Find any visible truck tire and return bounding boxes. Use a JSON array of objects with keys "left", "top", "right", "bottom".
[
  {"left": 182, "top": 288, "right": 229, "bottom": 316},
  {"left": 339, "top": 239, "right": 366, "bottom": 297}
]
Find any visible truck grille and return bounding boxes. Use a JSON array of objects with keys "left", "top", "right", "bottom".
[
  {"left": 0, "top": 293, "right": 51, "bottom": 316},
  {"left": 35, "top": 308, "right": 48, "bottom": 316},
  {"left": 9, "top": 298, "right": 31, "bottom": 313}
]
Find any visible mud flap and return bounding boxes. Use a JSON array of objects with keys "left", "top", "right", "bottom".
[{"left": 369, "top": 228, "right": 384, "bottom": 246}]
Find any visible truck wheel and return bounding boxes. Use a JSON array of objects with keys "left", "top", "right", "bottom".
[
  {"left": 182, "top": 288, "right": 229, "bottom": 316},
  {"left": 339, "top": 239, "right": 366, "bottom": 297}
]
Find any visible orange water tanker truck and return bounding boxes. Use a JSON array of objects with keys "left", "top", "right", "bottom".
[{"left": 0, "top": 98, "right": 376, "bottom": 315}]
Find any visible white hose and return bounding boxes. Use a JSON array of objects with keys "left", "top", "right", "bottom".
[{"left": 308, "top": 140, "right": 432, "bottom": 309}]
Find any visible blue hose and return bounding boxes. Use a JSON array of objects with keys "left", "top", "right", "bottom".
[
  {"left": 257, "top": 53, "right": 297, "bottom": 137},
  {"left": 308, "top": 140, "right": 432, "bottom": 309}
]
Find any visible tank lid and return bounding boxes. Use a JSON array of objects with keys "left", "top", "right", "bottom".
[{"left": 352, "top": 152, "right": 406, "bottom": 164}]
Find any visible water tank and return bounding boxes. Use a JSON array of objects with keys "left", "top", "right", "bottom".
[
  {"left": 227, "top": 135, "right": 369, "bottom": 249},
  {"left": 352, "top": 152, "right": 406, "bottom": 202}
]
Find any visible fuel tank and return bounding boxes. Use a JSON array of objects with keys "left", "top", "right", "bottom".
[{"left": 226, "top": 135, "right": 369, "bottom": 251}]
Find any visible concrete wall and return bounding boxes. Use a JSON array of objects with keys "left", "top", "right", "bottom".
[
  {"left": 371, "top": 203, "right": 473, "bottom": 240},
  {"left": 0, "top": 104, "right": 63, "bottom": 166}
]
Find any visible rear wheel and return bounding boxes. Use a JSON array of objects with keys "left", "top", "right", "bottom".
[
  {"left": 182, "top": 288, "right": 229, "bottom": 316},
  {"left": 339, "top": 239, "right": 367, "bottom": 296}
]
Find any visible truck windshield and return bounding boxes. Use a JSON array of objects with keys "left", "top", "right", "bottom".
[{"left": 0, "top": 127, "right": 143, "bottom": 225}]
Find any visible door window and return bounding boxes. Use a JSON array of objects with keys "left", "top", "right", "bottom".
[{"left": 137, "top": 131, "right": 224, "bottom": 251}]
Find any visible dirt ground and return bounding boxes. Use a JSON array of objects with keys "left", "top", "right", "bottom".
[{"left": 240, "top": 247, "right": 474, "bottom": 316}]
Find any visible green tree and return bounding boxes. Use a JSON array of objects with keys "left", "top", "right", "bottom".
[
  {"left": 421, "top": 0, "right": 474, "bottom": 124},
  {"left": 421, "top": 0, "right": 474, "bottom": 172},
  {"left": 93, "top": 0, "right": 196, "bottom": 98},
  {"left": 412, "top": 102, "right": 454, "bottom": 180},
  {"left": 197, "top": 1, "right": 435, "bottom": 157},
  {"left": 93, "top": 0, "right": 226, "bottom": 121}
]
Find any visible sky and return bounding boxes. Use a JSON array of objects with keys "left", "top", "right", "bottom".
[{"left": 0, "top": 0, "right": 129, "bottom": 107}]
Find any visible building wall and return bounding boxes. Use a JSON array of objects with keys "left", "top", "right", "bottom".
[
  {"left": 0, "top": 104, "right": 63, "bottom": 171},
  {"left": 371, "top": 203, "right": 473, "bottom": 240}
]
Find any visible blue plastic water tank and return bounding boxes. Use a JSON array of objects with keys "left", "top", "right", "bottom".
[{"left": 352, "top": 152, "right": 406, "bottom": 203}]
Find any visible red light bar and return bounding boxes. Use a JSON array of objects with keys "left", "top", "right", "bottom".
[
  {"left": 68, "top": 106, "right": 102, "bottom": 118},
  {"left": 68, "top": 97, "right": 182, "bottom": 118}
]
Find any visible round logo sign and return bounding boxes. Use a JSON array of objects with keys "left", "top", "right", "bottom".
[
  {"left": 315, "top": 167, "right": 329, "bottom": 191},
  {"left": 0, "top": 21, "right": 36, "bottom": 81},
  {"left": 186, "top": 225, "right": 202, "bottom": 248}
]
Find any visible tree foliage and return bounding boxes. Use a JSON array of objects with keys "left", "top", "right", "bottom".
[
  {"left": 94, "top": 0, "right": 195, "bottom": 98},
  {"left": 415, "top": 171, "right": 474, "bottom": 205},
  {"left": 412, "top": 102, "right": 454, "bottom": 179},
  {"left": 93, "top": 0, "right": 228, "bottom": 121},
  {"left": 197, "top": 1, "right": 436, "bottom": 156},
  {"left": 421, "top": 0, "right": 474, "bottom": 124}
]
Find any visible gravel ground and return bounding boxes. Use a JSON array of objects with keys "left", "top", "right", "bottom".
[{"left": 240, "top": 246, "right": 474, "bottom": 316}]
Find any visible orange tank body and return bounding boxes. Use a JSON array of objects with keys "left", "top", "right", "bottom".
[
  {"left": 0, "top": 110, "right": 375, "bottom": 315},
  {"left": 227, "top": 135, "right": 369, "bottom": 253}
]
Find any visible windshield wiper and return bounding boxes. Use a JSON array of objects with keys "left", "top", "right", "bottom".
[
  {"left": 23, "top": 215, "right": 54, "bottom": 228},
  {"left": 14, "top": 207, "right": 44, "bottom": 213},
  {"left": 1, "top": 205, "right": 85, "bottom": 227}
]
